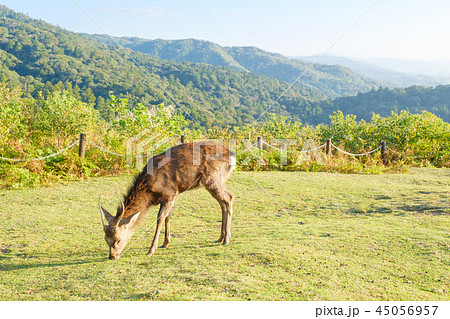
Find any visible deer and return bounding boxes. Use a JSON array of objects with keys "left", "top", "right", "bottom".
[{"left": 99, "top": 141, "right": 235, "bottom": 260}]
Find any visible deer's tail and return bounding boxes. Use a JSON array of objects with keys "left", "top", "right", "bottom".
[{"left": 228, "top": 151, "right": 236, "bottom": 171}]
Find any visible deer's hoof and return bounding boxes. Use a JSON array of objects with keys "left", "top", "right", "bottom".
[{"left": 146, "top": 250, "right": 156, "bottom": 256}]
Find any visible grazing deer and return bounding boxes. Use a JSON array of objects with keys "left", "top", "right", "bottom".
[{"left": 99, "top": 141, "right": 235, "bottom": 260}]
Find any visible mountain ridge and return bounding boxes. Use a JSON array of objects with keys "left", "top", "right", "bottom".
[{"left": 89, "top": 35, "right": 383, "bottom": 98}]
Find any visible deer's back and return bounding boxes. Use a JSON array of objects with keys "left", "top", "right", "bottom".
[{"left": 144, "top": 141, "right": 235, "bottom": 196}]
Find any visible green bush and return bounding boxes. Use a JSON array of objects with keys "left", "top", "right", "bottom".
[
  {"left": 318, "top": 110, "right": 450, "bottom": 167},
  {"left": 34, "top": 90, "right": 100, "bottom": 145},
  {"left": 0, "top": 84, "right": 29, "bottom": 143}
]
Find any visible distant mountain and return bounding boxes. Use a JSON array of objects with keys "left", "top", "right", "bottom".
[
  {"left": 225, "top": 46, "right": 382, "bottom": 98},
  {"left": 90, "top": 36, "right": 383, "bottom": 98},
  {"left": 299, "top": 55, "right": 450, "bottom": 87},
  {"left": 364, "top": 57, "right": 450, "bottom": 78}
]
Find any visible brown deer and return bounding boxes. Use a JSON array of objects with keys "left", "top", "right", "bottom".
[{"left": 99, "top": 141, "right": 235, "bottom": 260}]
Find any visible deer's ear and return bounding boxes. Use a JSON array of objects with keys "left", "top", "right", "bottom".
[
  {"left": 123, "top": 212, "right": 140, "bottom": 229},
  {"left": 100, "top": 206, "right": 114, "bottom": 224}
]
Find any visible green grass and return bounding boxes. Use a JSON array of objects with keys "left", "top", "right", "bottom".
[{"left": 0, "top": 168, "right": 449, "bottom": 300}]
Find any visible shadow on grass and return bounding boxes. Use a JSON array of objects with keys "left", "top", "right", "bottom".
[
  {"left": 183, "top": 241, "right": 221, "bottom": 250},
  {"left": 398, "top": 204, "right": 448, "bottom": 215},
  {"left": 346, "top": 202, "right": 448, "bottom": 215},
  {"left": 0, "top": 255, "right": 105, "bottom": 271},
  {"left": 345, "top": 206, "right": 394, "bottom": 215},
  {"left": 126, "top": 292, "right": 159, "bottom": 301}
]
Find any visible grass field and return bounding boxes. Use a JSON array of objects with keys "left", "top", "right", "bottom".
[{"left": 0, "top": 168, "right": 449, "bottom": 300}]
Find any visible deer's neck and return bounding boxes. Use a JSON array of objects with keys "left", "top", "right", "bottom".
[
  {"left": 122, "top": 188, "right": 156, "bottom": 220},
  {"left": 120, "top": 171, "right": 159, "bottom": 222}
]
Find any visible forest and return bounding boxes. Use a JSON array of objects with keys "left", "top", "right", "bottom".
[{"left": 313, "top": 85, "right": 450, "bottom": 123}]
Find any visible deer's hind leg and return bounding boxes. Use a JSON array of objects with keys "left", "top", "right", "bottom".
[
  {"left": 204, "top": 178, "right": 234, "bottom": 245},
  {"left": 162, "top": 212, "right": 171, "bottom": 248}
]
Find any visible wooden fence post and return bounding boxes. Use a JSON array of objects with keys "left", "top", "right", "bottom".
[
  {"left": 257, "top": 136, "right": 263, "bottom": 150},
  {"left": 326, "top": 138, "right": 332, "bottom": 157},
  {"left": 180, "top": 135, "right": 185, "bottom": 144},
  {"left": 79, "top": 133, "right": 87, "bottom": 159},
  {"left": 381, "top": 141, "right": 387, "bottom": 165}
]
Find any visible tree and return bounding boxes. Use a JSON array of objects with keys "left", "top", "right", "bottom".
[
  {"left": 109, "top": 95, "right": 187, "bottom": 139},
  {"left": 36, "top": 90, "right": 99, "bottom": 146},
  {"left": 0, "top": 84, "right": 28, "bottom": 143}
]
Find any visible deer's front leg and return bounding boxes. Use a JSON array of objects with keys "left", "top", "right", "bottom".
[
  {"left": 216, "top": 207, "right": 226, "bottom": 244},
  {"left": 147, "top": 200, "right": 174, "bottom": 256}
]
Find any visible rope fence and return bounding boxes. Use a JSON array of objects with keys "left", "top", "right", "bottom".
[
  {"left": 0, "top": 139, "right": 80, "bottom": 162},
  {"left": 85, "top": 139, "right": 127, "bottom": 158},
  {"left": 330, "top": 143, "right": 382, "bottom": 157},
  {"left": 0, "top": 133, "right": 415, "bottom": 164},
  {"left": 261, "top": 140, "right": 327, "bottom": 153}
]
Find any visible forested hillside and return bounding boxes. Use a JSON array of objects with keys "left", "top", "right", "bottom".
[
  {"left": 313, "top": 85, "right": 450, "bottom": 123},
  {"left": 93, "top": 36, "right": 383, "bottom": 98},
  {"left": 96, "top": 37, "right": 246, "bottom": 71},
  {"left": 0, "top": 5, "right": 327, "bottom": 128}
]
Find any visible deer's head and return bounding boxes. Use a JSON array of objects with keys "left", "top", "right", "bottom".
[{"left": 99, "top": 199, "right": 140, "bottom": 260}]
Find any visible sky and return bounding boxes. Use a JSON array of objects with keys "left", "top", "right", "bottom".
[{"left": 1, "top": 0, "right": 450, "bottom": 62}]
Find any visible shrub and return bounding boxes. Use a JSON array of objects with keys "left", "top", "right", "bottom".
[
  {"left": 0, "top": 84, "right": 29, "bottom": 143},
  {"left": 34, "top": 90, "right": 100, "bottom": 145}
]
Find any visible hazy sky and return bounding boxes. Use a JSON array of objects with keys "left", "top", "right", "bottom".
[{"left": 2, "top": 0, "right": 450, "bottom": 61}]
